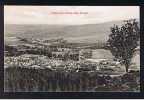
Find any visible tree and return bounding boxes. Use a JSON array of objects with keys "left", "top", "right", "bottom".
[{"left": 107, "top": 19, "right": 140, "bottom": 72}]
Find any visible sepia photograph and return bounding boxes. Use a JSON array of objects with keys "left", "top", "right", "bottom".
[{"left": 4, "top": 6, "right": 140, "bottom": 92}]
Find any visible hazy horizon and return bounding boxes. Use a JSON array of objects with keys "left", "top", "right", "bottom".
[{"left": 4, "top": 18, "right": 139, "bottom": 26}]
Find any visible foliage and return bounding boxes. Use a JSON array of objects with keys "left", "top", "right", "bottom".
[
  {"left": 4, "top": 67, "right": 140, "bottom": 92},
  {"left": 107, "top": 19, "right": 140, "bottom": 72}
]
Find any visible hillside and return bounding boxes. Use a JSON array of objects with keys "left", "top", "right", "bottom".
[{"left": 4, "top": 20, "right": 125, "bottom": 44}]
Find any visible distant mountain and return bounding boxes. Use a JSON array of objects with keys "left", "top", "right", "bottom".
[{"left": 4, "top": 20, "right": 137, "bottom": 44}]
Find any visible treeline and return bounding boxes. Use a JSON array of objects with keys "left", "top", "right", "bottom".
[
  {"left": 4, "top": 67, "right": 140, "bottom": 92},
  {"left": 5, "top": 40, "right": 107, "bottom": 57},
  {"left": 5, "top": 44, "right": 52, "bottom": 57}
]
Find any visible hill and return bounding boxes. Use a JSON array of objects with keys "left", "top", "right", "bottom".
[{"left": 4, "top": 20, "right": 129, "bottom": 44}]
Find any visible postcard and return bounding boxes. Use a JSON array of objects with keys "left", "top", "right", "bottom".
[{"left": 3, "top": 6, "right": 140, "bottom": 93}]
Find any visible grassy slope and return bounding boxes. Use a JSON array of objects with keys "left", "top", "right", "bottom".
[{"left": 4, "top": 20, "right": 123, "bottom": 44}]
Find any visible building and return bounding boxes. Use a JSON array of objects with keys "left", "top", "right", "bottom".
[{"left": 51, "top": 48, "right": 79, "bottom": 61}]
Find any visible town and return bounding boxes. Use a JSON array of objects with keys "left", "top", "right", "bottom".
[
  {"left": 4, "top": 37, "right": 140, "bottom": 92},
  {"left": 4, "top": 37, "right": 128, "bottom": 74}
]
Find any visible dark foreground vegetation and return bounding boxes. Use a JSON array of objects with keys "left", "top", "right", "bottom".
[{"left": 4, "top": 67, "right": 140, "bottom": 92}]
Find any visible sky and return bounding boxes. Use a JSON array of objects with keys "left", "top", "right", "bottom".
[{"left": 4, "top": 6, "right": 139, "bottom": 25}]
